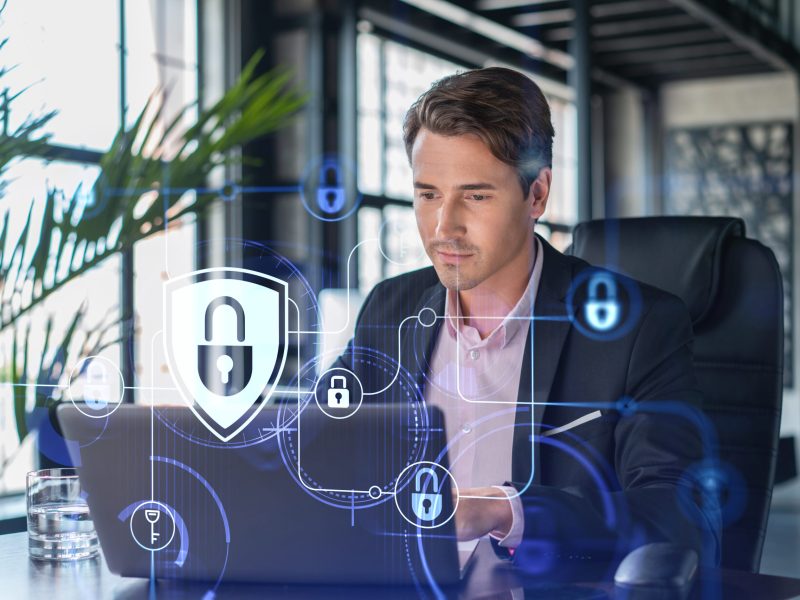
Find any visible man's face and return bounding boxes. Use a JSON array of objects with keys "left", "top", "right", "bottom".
[{"left": 411, "top": 128, "right": 546, "bottom": 291}]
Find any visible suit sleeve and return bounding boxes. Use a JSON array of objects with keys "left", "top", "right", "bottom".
[
  {"left": 614, "top": 294, "right": 721, "bottom": 562},
  {"left": 511, "top": 294, "right": 721, "bottom": 566}
]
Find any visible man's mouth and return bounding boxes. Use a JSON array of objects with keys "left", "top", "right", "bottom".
[{"left": 435, "top": 250, "right": 474, "bottom": 265}]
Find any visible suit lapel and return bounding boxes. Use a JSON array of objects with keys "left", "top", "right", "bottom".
[
  {"left": 512, "top": 237, "right": 577, "bottom": 488},
  {"left": 401, "top": 238, "right": 577, "bottom": 490},
  {"left": 400, "top": 282, "right": 446, "bottom": 399}
]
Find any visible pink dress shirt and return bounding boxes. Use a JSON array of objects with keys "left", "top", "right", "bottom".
[{"left": 424, "top": 238, "right": 543, "bottom": 548}]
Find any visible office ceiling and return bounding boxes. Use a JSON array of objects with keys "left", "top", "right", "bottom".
[{"left": 467, "top": 0, "right": 799, "bottom": 87}]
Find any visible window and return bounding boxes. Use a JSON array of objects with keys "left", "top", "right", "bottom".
[
  {"left": 0, "top": 1, "right": 198, "bottom": 495},
  {"left": 357, "top": 33, "right": 464, "bottom": 203},
  {"left": 355, "top": 32, "right": 579, "bottom": 293},
  {"left": 0, "top": 160, "right": 117, "bottom": 495},
  {"left": 2, "top": 1, "right": 120, "bottom": 150},
  {"left": 357, "top": 33, "right": 465, "bottom": 293},
  {"left": 129, "top": 0, "right": 198, "bottom": 404},
  {"left": 539, "top": 95, "right": 578, "bottom": 251}
]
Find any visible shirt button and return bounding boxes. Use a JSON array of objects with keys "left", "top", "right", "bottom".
[
  {"left": 462, "top": 424, "right": 472, "bottom": 433},
  {"left": 469, "top": 349, "right": 480, "bottom": 360}
]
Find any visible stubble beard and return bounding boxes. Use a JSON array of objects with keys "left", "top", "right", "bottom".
[
  {"left": 429, "top": 250, "right": 483, "bottom": 291},
  {"left": 424, "top": 237, "right": 485, "bottom": 290}
]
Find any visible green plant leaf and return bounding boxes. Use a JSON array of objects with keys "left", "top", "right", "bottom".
[
  {"left": 0, "top": 48, "right": 307, "bottom": 452},
  {"left": 1, "top": 53, "right": 306, "bottom": 329}
]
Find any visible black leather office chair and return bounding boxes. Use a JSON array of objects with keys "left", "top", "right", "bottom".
[{"left": 569, "top": 216, "right": 784, "bottom": 572}]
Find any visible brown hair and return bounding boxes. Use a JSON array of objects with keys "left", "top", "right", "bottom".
[{"left": 403, "top": 67, "right": 554, "bottom": 195}]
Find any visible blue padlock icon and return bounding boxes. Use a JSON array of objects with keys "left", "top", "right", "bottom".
[
  {"left": 584, "top": 272, "right": 620, "bottom": 331},
  {"left": 411, "top": 467, "right": 443, "bottom": 522},
  {"left": 316, "top": 161, "right": 346, "bottom": 214}
]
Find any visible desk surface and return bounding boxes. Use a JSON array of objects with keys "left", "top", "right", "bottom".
[{"left": 2, "top": 532, "right": 800, "bottom": 599}]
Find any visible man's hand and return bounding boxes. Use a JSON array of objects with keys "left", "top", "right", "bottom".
[{"left": 452, "top": 486, "right": 514, "bottom": 541}]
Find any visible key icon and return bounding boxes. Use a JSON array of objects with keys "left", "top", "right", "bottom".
[{"left": 144, "top": 509, "right": 161, "bottom": 545}]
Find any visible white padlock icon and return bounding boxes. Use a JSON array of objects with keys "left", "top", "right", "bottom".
[
  {"left": 327, "top": 376, "right": 350, "bottom": 408},
  {"left": 84, "top": 360, "right": 111, "bottom": 410}
]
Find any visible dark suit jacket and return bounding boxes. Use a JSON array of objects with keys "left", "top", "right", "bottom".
[{"left": 333, "top": 235, "right": 721, "bottom": 566}]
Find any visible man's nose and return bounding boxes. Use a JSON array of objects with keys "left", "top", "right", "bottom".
[{"left": 436, "top": 197, "right": 466, "bottom": 239}]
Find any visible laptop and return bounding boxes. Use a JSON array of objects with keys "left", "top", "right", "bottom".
[{"left": 57, "top": 402, "right": 474, "bottom": 586}]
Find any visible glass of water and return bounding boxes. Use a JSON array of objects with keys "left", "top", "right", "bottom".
[{"left": 26, "top": 468, "right": 99, "bottom": 561}]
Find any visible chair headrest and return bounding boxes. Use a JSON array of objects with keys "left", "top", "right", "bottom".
[{"left": 570, "top": 217, "right": 745, "bottom": 324}]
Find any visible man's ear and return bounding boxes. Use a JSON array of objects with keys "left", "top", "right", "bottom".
[{"left": 526, "top": 167, "right": 552, "bottom": 221}]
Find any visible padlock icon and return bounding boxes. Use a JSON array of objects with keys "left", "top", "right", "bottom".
[
  {"left": 584, "top": 272, "right": 620, "bottom": 332},
  {"left": 316, "top": 161, "right": 346, "bottom": 214},
  {"left": 327, "top": 376, "right": 350, "bottom": 408},
  {"left": 411, "top": 467, "right": 443, "bottom": 522},
  {"left": 84, "top": 360, "right": 111, "bottom": 410},
  {"left": 197, "top": 296, "right": 253, "bottom": 396}
]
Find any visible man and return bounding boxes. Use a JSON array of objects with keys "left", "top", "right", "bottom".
[{"left": 334, "top": 67, "right": 720, "bottom": 566}]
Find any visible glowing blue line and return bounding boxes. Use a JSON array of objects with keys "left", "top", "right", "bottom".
[
  {"left": 151, "top": 455, "right": 231, "bottom": 542},
  {"left": 533, "top": 434, "right": 617, "bottom": 528},
  {"left": 150, "top": 553, "right": 156, "bottom": 598},
  {"left": 104, "top": 186, "right": 218, "bottom": 196},
  {"left": 374, "top": 530, "right": 457, "bottom": 540},
  {"left": 411, "top": 314, "right": 573, "bottom": 322},
  {"left": 103, "top": 185, "right": 301, "bottom": 197},
  {"left": 531, "top": 399, "right": 718, "bottom": 457},
  {"left": 150, "top": 456, "right": 231, "bottom": 595},
  {"left": 632, "top": 399, "right": 718, "bottom": 457},
  {"left": 416, "top": 531, "right": 445, "bottom": 600},
  {"left": 260, "top": 426, "right": 297, "bottom": 434},
  {"left": 117, "top": 501, "right": 189, "bottom": 566},
  {"left": 239, "top": 185, "right": 301, "bottom": 193}
]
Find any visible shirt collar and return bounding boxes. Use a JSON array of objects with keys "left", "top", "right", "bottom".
[{"left": 444, "top": 237, "right": 544, "bottom": 350}]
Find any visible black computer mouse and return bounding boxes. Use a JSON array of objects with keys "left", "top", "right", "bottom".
[{"left": 613, "top": 543, "right": 699, "bottom": 600}]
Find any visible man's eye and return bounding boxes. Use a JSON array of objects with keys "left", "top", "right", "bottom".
[
  {"left": 419, "top": 192, "right": 436, "bottom": 200},
  {"left": 469, "top": 194, "right": 487, "bottom": 201}
]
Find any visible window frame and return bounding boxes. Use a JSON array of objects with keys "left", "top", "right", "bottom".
[{"left": 0, "top": 0, "right": 202, "bottom": 509}]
